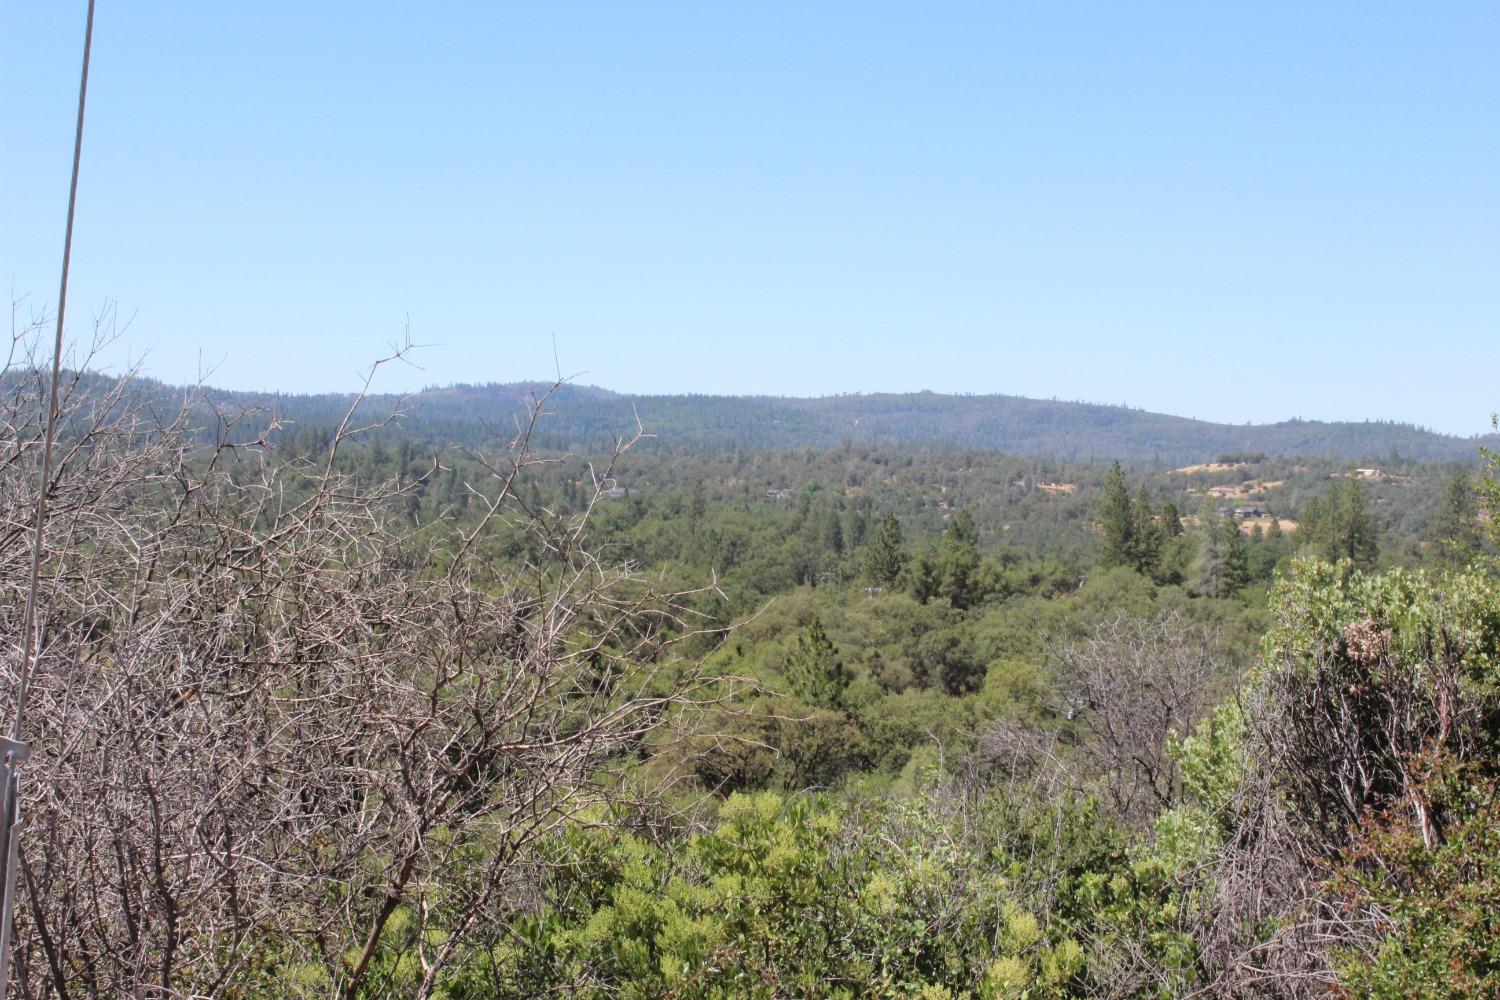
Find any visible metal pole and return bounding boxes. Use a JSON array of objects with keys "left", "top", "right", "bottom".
[
  {"left": 3, "top": 0, "right": 98, "bottom": 991},
  {"left": 0, "top": 741, "right": 29, "bottom": 993}
]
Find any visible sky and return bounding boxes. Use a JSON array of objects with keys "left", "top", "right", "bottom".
[{"left": 2, "top": 3, "right": 1497, "bottom": 435}]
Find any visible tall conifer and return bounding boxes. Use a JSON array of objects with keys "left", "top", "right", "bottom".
[
  {"left": 1222, "top": 515, "right": 1250, "bottom": 594},
  {"left": 1131, "top": 483, "right": 1162, "bottom": 575},
  {"left": 1160, "top": 500, "right": 1183, "bottom": 537},
  {"left": 862, "top": 513, "right": 908, "bottom": 586},
  {"left": 1431, "top": 471, "right": 1481, "bottom": 568},
  {"left": 785, "top": 617, "right": 848, "bottom": 710},
  {"left": 1098, "top": 461, "right": 1135, "bottom": 568}
]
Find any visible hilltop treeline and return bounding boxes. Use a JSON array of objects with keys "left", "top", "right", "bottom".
[{"left": 74, "top": 372, "right": 1495, "bottom": 462}]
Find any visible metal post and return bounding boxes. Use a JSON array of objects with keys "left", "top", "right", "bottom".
[
  {"left": 3, "top": 1, "right": 97, "bottom": 992},
  {"left": 0, "top": 740, "right": 29, "bottom": 992}
]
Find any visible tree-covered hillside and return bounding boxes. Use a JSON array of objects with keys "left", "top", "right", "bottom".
[{"left": 178, "top": 379, "right": 1494, "bottom": 463}]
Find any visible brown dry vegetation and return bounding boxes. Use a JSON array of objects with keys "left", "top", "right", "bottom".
[{"left": 0, "top": 316, "right": 731, "bottom": 999}]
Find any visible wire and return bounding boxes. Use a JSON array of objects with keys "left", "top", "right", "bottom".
[{"left": 12, "top": 0, "right": 98, "bottom": 744}]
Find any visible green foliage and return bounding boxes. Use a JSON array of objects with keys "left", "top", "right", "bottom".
[
  {"left": 907, "top": 538, "right": 1002, "bottom": 612},
  {"left": 483, "top": 788, "right": 1123, "bottom": 999},
  {"left": 1430, "top": 470, "right": 1483, "bottom": 568},
  {"left": 914, "top": 510, "right": 991, "bottom": 610},
  {"left": 1098, "top": 462, "right": 1137, "bottom": 571},
  {"left": 1298, "top": 478, "right": 1379, "bottom": 569},
  {"left": 1097, "top": 465, "right": 1172, "bottom": 580},
  {"left": 863, "top": 512, "right": 910, "bottom": 586},
  {"left": 947, "top": 508, "right": 981, "bottom": 551},
  {"left": 1332, "top": 756, "right": 1500, "bottom": 999},
  {"left": 1220, "top": 516, "right": 1250, "bottom": 596},
  {"left": 1057, "top": 852, "right": 1202, "bottom": 998},
  {"left": 795, "top": 561, "right": 1500, "bottom": 1000},
  {"left": 391, "top": 483, "right": 1500, "bottom": 1000},
  {"left": 1158, "top": 499, "right": 1183, "bottom": 538},
  {"left": 785, "top": 617, "right": 850, "bottom": 710},
  {"left": 31, "top": 366, "right": 1500, "bottom": 999},
  {"left": 1480, "top": 414, "right": 1500, "bottom": 547},
  {"left": 1170, "top": 701, "right": 1246, "bottom": 816},
  {"left": 1131, "top": 484, "right": 1163, "bottom": 575},
  {"left": 1189, "top": 500, "right": 1227, "bottom": 598},
  {"left": 1258, "top": 559, "right": 1500, "bottom": 915},
  {"left": 199, "top": 418, "right": 1493, "bottom": 997}
]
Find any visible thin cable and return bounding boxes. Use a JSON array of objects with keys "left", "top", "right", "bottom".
[{"left": 13, "top": 0, "right": 97, "bottom": 744}]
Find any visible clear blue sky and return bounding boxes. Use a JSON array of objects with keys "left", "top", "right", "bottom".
[{"left": 3, "top": 3, "right": 1497, "bottom": 434}]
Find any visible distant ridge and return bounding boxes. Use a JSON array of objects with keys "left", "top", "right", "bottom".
[{"left": 108, "top": 376, "right": 1500, "bottom": 464}]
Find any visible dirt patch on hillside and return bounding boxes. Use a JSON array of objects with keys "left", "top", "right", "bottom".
[{"left": 1172, "top": 462, "right": 1246, "bottom": 475}]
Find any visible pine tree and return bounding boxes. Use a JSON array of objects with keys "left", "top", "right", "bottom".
[
  {"left": 946, "top": 509, "right": 980, "bottom": 552},
  {"left": 1191, "top": 500, "right": 1225, "bottom": 597},
  {"left": 1160, "top": 500, "right": 1183, "bottom": 538},
  {"left": 784, "top": 617, "right": 848, "bottom": 710},
  {"left": 1431, "top": 471, "right": 1481, "bottom": 568},
  {"left": 794, "top": 487, "right": 814, "bottom": 529},
  {"left": 845, "top": 508, "right": 870, "bottom": 550},
  {"left": 822, "top": 506, "right": 845, "bottom": 556},
  {"left": 907, "top": 552, "right": 942, "bottom": 604},
  {"left": 683, "top": 478, "right": 709, "bottom": 564},
  {"left": 1131, "top": 483, "right": 1162, "bottom": 575},
  {"left": 862, "top": 513, "right": 908, "bottom": 586},
  {"left": 1222, "top": 515, "right": 1250, "bottom": 594},
  {"left": 1303, "top": 479, "right": 1378, "bottom": 569},
  {"left": 1098, "top": 460, "right": 1136, "bottom": 568},
  {"left": 937, "top": 509, "right": 984, "bottom": 608},
  {"left": 688, "top": 478, "right": 707, "bottom": 526},
  {"left": 1341, "top": 480, "right": 1379, "bottom": 569}
]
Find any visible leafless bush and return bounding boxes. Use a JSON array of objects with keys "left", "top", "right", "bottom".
[
  {"left": 1253, "top": 617, "right": 1475, "bottom": 855},
  {"left": 1180, "top": 741, "right": 1345, "bottom": 999},
  {"left": 1, "top": 313, "right": 727, "bottom": 998},
  {"left": 1049, "top": 611, "right": 1223, "bottom": 824},
  {"left": 975, "top": 718, "right": 1076, "bottom": 803}
]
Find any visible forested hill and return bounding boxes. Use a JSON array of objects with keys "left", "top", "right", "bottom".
[{"left": 169, "top": 379, "right": 1495, "bottom": 463}]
